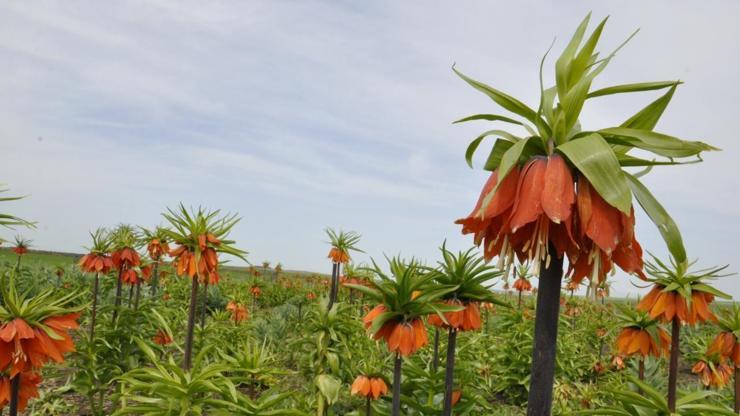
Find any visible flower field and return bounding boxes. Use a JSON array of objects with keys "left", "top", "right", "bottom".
[{"left": 2, "top": 11, "right": 739, "bottom": 416}]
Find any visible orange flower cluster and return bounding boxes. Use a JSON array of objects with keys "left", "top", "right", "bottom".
[
  {"left": 363, "top": 305, "right": 428, "bottom": 357},
  {"left": 250, "top": 286, "right": 262, "bottom": 297},
  {"left": 170, "top": 234, "right": 220, "bottom": 282},
  {"left": 306, "top": 292, "right": 316, "bottom": 301},
  {"left": 707, "top": 332, "right": 740, "bottom": 366},
  {"left": 226, "top": 301, "right": 248, "bottom": 323},
  {"left": 428, "top": 300, "right": 481, "bottom": 332},
  {"left": 457, "top": 158, "right": 644, "bottom": 284},
  {"left": 140, "top": 265, "right": 153, "bottom": 282},
  {"left": 512, "top": 277, "right": 532, "bottom": 293},
  {"left": 112, "top": 247, "right": 141, "bottom": 270},
  {"left": 11, "top": 247, "right": 28, "bottom": 256},
  {"left": 327, "top": 247, "right": 350, "bottom": 264},
  {"left": 0, "top": 314, "right": 79, "bottom": 377},
  {"left": 79, "top": 253, "right": 114, "bottom": 274},
  {"left": 636, "top": 285, "right": 716, "bottom": 324},
  {"left": 147, "top": 239, "right": 170, "bottom": 261},
  {"left": 152, "top": 329, "right": 172, "bottom": 346},
  {"left": 120, "top": 268, "right": 140, "bottom": 285},
  {"left": 692, "top": 360, "right": 733, "bottom": 388},
  {"left": 0, "top": 372, "right": 41, "bottom": 411},
  {"left": 0, "top": 314, "right": 79, "bottom": 412},
  {"left": 615, "top": 327, "right": 671, "bottom": 358},
  {"left": 350, "top": 375, "right": 388, "bottom": 400}
]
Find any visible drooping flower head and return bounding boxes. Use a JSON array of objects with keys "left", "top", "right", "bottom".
[
  {"left": 0, "top": 371, "right": 41, "bottom": 411},
  {"left": 140, "top": 226, "right": 171, "bottom": 262},
  {"left": 110, "top": 225, "right": 141, "bottom": 272},
  {"left": 0, "top": 273, "right": 82, "bottom": 381},
  {"left": 425, "top": 244, "right": 504, "bottom": 332},
  {"left": 325, "top": 228, "right": 363, "bottom": 264},
  {"left": 78, "top": 228, "right": 114, "bottom": 274},
  {"left": 152, "top": 329, "right": 172, "bottom": 346},
  {"left": 226, "top": 301, "right": 248, "bottom": 323},
  {"left": 614, "top": 305, "right": 670, "bottom": 359},
  {"left": 706, "top": 304, "right": 740, "bottom": 367},
  {"left": 453, "top": 15, "right": 716, "bottom": 286},
  {"left": 11, "top": 235, "right": 31, "bottom": 256},
  {"left": 350, "top": 375, "right": 388, "bottom": 400},
  {"left": 162, "top": 204, "right": 247, "bottom": 281},
  {"left": 636, "top": 256, "right": 730, "bottom": 325},
  {"left": 353, "top": 258, "right": 458, "bottom": 357}
]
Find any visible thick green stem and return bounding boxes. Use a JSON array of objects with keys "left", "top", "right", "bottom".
[
  {"left": 392, "top": 353, "right": 402, "bottom": 416},
  {"left": 9, "top": 374, "right": 20, "bottom": 416},
  {"left": 183, "top": 275, "right": 200, "bottom": 370},
  {"left": 200, "top": 280, "right": 209, "bottom": 329},
  {"left": 735, "top": 366, "right": 739, "bottom": 413},
  {"left": 133, "top": 282, "right": 141, "bottom": 310},
  {"left": 432, "top": 328, "right": 440, "bottom": 373},
  {"left": 90, "top": 273, "right": 99, "bottom": 341},
  {"left": 526, "top": 242, "right": 564, "bottom": 416},
  {"left": 112, "top": 267, "right": 124, "bottom": 323},
  {"left": 667, "top": 316, "right": 681, "bottom": 412},
  {"left": 150, "top": 261, "right": 160, "bottom": 296},
  {"left": 442, "top": 328, "right": 457, "bottom": 416},
  {"left": 327, "top": 263, "right": 338, "bottom": 311},
  {"left": 366, "top": 397, "right": 371, "bottom": 416}
]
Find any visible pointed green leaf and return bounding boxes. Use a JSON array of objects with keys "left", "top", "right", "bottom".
[
  {"left": 621, "top": 83, "right": 678, "bottom": 130},
  {"left": 600, "top": 127, "right": 718, "bottom": 158},
  {"left": 483, "top": 139, "right": 514, "bottom": 172},
  {"left": 557, "top": 133, "right": 632, "bottom": 213},
  {"left": 452, "top": 65, "right": 541, "bottom": 126},
  {"left": 625, "top": 173, "right": 686, "bottom": 263},
  {"left": 465, "top": 130, "right": 520, "bottom": 168},
  {"left": 453, "top": 114, "right": 523, "bottom": 125},
  {"left": 588, "top": 81, "right": 680, "bottom": 99}
]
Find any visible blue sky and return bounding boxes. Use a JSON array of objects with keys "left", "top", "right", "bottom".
[{"left": 1, "top": 1, "right": 739, "bottom": 298}]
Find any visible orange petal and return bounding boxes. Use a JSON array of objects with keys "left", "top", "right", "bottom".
[{"left": 541, "top": 154, "right": 574, "bottom": 224}]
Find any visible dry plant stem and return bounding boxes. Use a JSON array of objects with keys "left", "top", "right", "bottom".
[
  {"left": 8, "top": 374, "right": 19, "bottom": 416},
  {"left": 667, "top": 316, "right": 680, "bottom": 412},
  {"left": 392, "top": 353, "right": 402, "bottom": 416},
  {"left": 90, "top": 272, "right": 99, "bottom": 341},
  {"left": 526, "top": 243, "right": 564, "bottom": 416},
  {"left": 183, "top": 274, "right": 200, "bottom": 370},
  {"left": 112, "top": 268, "right": 124, "bottom": 323},
  {"left": 442, "top": 328, "right": 458, "bottom": 416}
]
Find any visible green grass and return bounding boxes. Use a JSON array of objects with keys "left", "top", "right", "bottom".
[{"left": 0, "top": 248, "right": 326, "bottom": 282}]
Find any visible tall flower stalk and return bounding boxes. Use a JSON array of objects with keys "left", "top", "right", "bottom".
[
  {"left": 140, "top": 226, "right": 170, "bottom": 296},
  {"left": 349, "top": 258, "right": 459, "bottom": 416},
  {"left": 110, "top": 225, "right": 141, "bottom": 324},
  {"left": 78, "top": 228, "right": 114, "bottom": 341},
  {"left": 636, "top": 255, "right": 730, "bottom": 411},
  {"left": 325, "top": 228, "right": 362, "bottom": 311},
  {"left": 453, "top": 14, "right": 717, "bottom": 414},
  {"left": 425, "top": 244, "right": 504, "bottom": 416},
  {"left": 706, "top": 305, "right": 740, "bottom": 411},
  {"left": 162, "top": 204, "right": 246, "bottom": 370},
  {"left": 10, "top": 236, "right": 31, "bottom": 270}
]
